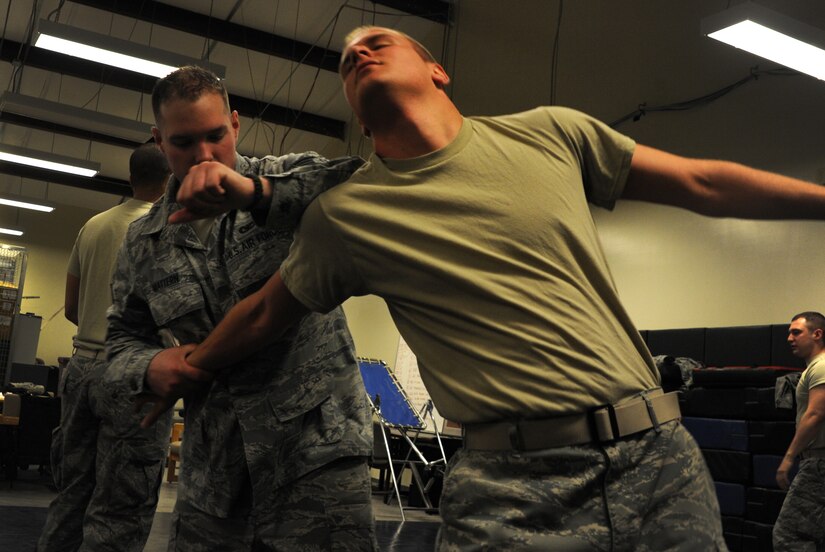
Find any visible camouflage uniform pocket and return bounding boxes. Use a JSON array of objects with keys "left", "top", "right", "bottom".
[
  {"left": 145, "top": 280, "right": 205, "bottom": 328},
  {"left": 269, "top": 372, "right": 335, "bottom": 422},
  {"left": 274, "top": 394, "right": 346, "bottom": 459}
]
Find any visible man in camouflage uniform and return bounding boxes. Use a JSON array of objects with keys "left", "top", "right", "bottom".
[
  {"left": 105, "top": 66, "right": 375, "bottom": 551},
  {"left": 773, "top": 312, "right": 825, "bottom": 551},
  {"left": 38, "top": 144, "right": 171, "bottom": 552}
]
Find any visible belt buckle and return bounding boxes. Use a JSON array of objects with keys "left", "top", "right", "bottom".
[{"left": 588, "top": 403, "right": 619, "bottom": 442}]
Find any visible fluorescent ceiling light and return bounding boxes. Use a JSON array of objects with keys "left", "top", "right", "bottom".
[
  {"left": 34, "top": 19, "right": 226, "bottom": 79},
  {"left": 702, "top": 2, "right": 825, "bottom": 81},
  {"left": 0, "top": 91, "right": 153, "bottom": 143},
  {"left": 0, "top": 228, "right": 23, "bottom": 236},
  {"left": 0, "top": 194, "right": 54, "bottom": 213},
  {"left": 0, "top": 144, "right": 100, "bottom": 177}
]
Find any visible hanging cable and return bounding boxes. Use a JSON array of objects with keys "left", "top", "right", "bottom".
[
  {"left": 609, "top": 66, "right": 799, "bottom": 129},
  {"left": 549, "top": 0, "right": 563, "bottom": 105}
]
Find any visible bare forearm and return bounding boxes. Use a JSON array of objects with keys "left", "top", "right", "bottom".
[
  {"left": 625, "top": 145, "right": 825, "bottom": 219},
  {"left": 187, "top": 270, "right": 308, "bottom": 371},
  {"left": 784, "top": 410, "right": 825, "bottom": 458},
  {"left": 187, "top": 291, "right": 275, "bottom": 371},
  {"left": 693, "top": 161, "right": 825, "bottom": 219}
]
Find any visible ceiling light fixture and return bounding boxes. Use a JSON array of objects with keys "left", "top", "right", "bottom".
[
  {"left": 0, "top": 228, "right": 23, "bottom": 237},
  {"left": 34, "top": 19, "right": 226, "bottom": 79},
  {"left": 701, "top": 1, "right": 825, "bottom": 81},
  {"left": 0, "top": 144, "right": 100, "bottom": 177},
  {"left": 0, "top": 91, "right": 153, "bottom": 143},
  {"left": 0, "top": 194, "right": 54, "bottom": 213}
]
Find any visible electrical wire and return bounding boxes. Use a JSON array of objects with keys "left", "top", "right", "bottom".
[
  {"left": 609, "top": 66, "right": 799, "bottom": 129},
  {"left": 0, "top": 0, "right": 13, "bottom": 84},
  {"left": 549, "top": 0, "right": 563, "bottom": 106}
]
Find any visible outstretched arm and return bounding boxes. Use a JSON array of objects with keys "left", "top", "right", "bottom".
[
  {"left": 624, "top": 145, "right": 825, "bottom": 219},
  {"left": 186, "top": 270, "right": 309, "bottom": 371}
]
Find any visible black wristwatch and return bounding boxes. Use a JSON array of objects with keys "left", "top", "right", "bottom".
[{"left": 244, "top": 174, "right": 263, "bottom": 211}]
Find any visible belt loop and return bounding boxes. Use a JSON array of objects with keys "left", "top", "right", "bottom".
[
  {"left": 642, "top": 391, "right": 662, "bottom": 434},
  {"left": 589, "top": 404, "right": 620, "bottom": 441},
  {"left": 508, "top": 422, "right": 525, "bottom": 451},
  {"left": 605, "top": 403, "right": 620, "bottom": 440}
]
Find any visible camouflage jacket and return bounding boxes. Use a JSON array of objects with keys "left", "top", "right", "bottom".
[{"left": 106, "top": 152, "right": 370, "bottom": 517}]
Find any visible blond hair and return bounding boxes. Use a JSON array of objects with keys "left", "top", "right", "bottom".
[{"left": 339, "top": 26, "right": 436, "bottom": 74}]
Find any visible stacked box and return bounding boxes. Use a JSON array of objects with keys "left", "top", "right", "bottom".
[{"left": 646, "top": 324, "right": 806, "bottom": 552}]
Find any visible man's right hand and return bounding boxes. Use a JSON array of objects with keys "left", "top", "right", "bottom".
[
  {"left": 168, "top": 161, "right": 269, "bottom": 224},
  {"left": 776, "top": 455, "right": 795, "bottom": 490},
  {"left": 139, "top": 344, "right": 213, "bottom": 428}
]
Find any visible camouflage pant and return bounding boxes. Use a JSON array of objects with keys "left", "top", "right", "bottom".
[
  {"left": 438, "top": 420, "right": 727, "bottom": 551},
  {"left": 773, "top": 458, "right": 825, "bottom": 552},
  {"left": 37, "top": 354, "right": 173, "bottom": 552},
  {"left": 167, "top": 455, "right": 376, "bottom": 551}
]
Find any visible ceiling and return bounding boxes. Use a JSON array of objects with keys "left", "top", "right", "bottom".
[
  {"left": 2, "top": 0, "right": 825, "bottom": 224},
  {"left": 0, "top": 0, "right": 451, "bottom": 214}
]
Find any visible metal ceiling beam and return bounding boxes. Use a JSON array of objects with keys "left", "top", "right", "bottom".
[
  {"left": 69, "top": 0, "right": 451, "bottom": 68},
  {"left": 0, "top": 162, "right": 132, "bottom": 196},
  {"left": 373, "top": 0, "right": 451, "bottom": 24},
  {"left": 0, "top": 112, "right": 147, "bottom": 149},
  {"left": 0, "top": 39, "right": 346, "bottom": 139},
  {"left": 70, "top": 0, "right": 342, "bottom": 73}
]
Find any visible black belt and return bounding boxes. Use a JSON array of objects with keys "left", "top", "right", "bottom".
[{"left": 462, "top": 389, "right": 681, "bottom": 451}]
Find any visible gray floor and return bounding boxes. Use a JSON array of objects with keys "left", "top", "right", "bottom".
[{"left": 0, "top": 465, "right": 440, "bottom": 551}]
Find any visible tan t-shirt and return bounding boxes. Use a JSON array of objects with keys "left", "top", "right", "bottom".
[
  {"left": 280, "top": 107, "right": 659, "bottom": 423},
  {"left": 68, "top": 198, "right": 153, "bottom": 350},
  {"left": 796, "top": 352, "right": 825, "bottom": 450}
]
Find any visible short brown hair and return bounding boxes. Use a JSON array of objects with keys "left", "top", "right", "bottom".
[
  {"left": 792, "top": 311, "right": 825, "bottom": 337},
  {"left": 151, "top": 65, "right": 230, "bottom": 122},
  {"left": 129, "top": 143, "right": 169, "bottom": 188}
]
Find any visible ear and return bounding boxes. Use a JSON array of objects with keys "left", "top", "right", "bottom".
[
  {"left": 814, "top": 328, "right": 824, "bottom": 342},
  {"left": 231, "top": 110, "right": 241, "bottom": 138},
  {"left": 151, "top": 127, "right": 164, "bottom": 152},
  {"left": 431, "top": 62, "right": 451, "bottom": 90},
  {"left": 355, "top": 116, "right": 371, "bottom": 138}
]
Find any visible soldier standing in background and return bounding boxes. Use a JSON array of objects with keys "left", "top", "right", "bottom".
[
  {"left": 38, "top": 143, "right": 171, "bottom": 551},
  {"left": 774, "top": 311, "right": 825, "bottom": 551}
]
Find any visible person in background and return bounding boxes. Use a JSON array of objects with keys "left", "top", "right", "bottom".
[
  {"left": 773, "top": 311, "right": 825, "bottom": 551},
  {"left": 105, "top": 65, "right": 375, "bottom": 551},
  {"left": 155, "top": 26, "right": 825, "bottom": 551},
  {"left": 38, "top": 143, "right": 170, "bottom": 552}
]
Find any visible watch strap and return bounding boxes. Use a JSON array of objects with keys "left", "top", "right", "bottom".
[{"left": 244, "top": 174, "right": 263, "bottom": 211}]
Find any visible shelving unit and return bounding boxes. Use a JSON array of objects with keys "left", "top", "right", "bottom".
[{"left": 0, "top": 244, "right": 27, "bottom": 386}]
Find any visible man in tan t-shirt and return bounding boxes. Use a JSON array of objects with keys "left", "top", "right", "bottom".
[
  {"left": 38, "top": 144, "right": 170, "bottom": 552},
  {"left": 773, "top": 311, "right": 825, "bottom": 551},
  {"left": 152, "top": 26, "right": 825, "bottom": 551}
]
